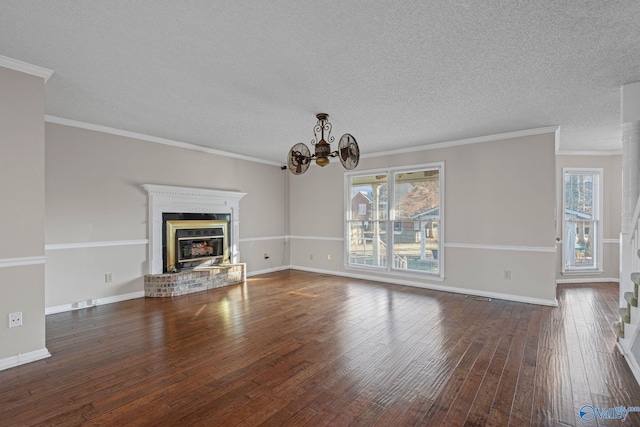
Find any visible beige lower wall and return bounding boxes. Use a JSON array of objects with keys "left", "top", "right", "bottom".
[
  {"left": 45, "top": 245, "right": 148, "bottom": 308},
  {"left": 443, "top": 247, "right": 557, "bottom": 302},
  {"left": 0, "top": 265, "right": 46, "bottom": 359},
  {"left": 290, "top": 238, "right": 345, "bottom": 272},
  {"left": 240, "top": 238, "right": 290, "bottom": 274},
  {"left": 290, "top": 238, "right": 556, "bottom": 303}
]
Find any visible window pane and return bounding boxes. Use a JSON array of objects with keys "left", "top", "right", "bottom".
[
  {"left": 564, "top": 172, "right": 595, "bottom": 220},
  {"left": 349, "top": 174, "right": 388, "bottom": 220},
  {"left": 392, "top": 220, "right": 440, "bottom": 272},
  {"left": 346, "top": 165, "right": 442, "bottom": 277},
  {"left": 348, "top": 220, "right": 386, "bottom": 268},
  {"left": 563, "top": 169, "right": 600, "bottom": 272},
  {"left": 394, "top": 169, "right": 440, "bottom": 220},
  {"left": 392, "top": 168, "right": 440, "bottom": 273},
  {"left": 564, "top": 220, "right": 595, "bottom": 268}
]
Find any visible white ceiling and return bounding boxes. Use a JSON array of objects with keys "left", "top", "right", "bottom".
[{"left": 2, "top": 1, "right": 640, "bottom": 164}]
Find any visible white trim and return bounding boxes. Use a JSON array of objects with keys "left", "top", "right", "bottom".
[
  {"left": 45, "top": 115, "right": 598, "bottom": 166},
  {"left": 556, "top": 238, "right": 619, "bottom": 244},
  {"left": 45, "top": 115, "right": 281, "bottom": 167},
  {"left": 289, "top": 266, "right": 558, "bottom": 307},
  {"left": 345, "top": 162, "right": 446, "bottom": 280},
  {"left": 45, "top": 291, "right": 145, "bottom": 315},
  {"left": 616, "top": 342, "right": 640, "bottom": 387},
  {"left": 246, "top": 265, "right": 290, "bottom": 277},
  {"left": 361, "top": 126, "right": 559, "bottom": 159},
  {"left": 557, "top": 150, "right": 622, "bottom": 156},
  {"left": 561, "top": 167, "right": 604, "bottom": 274},
  {"left": 288, "top": 235, "right": 344, "bottom": 241},
  {"left": 556, "top": 277, "right": 619, "bottom": 284},
  {"left": 0, "top": 348, "right": 51, "bottom": 372},
  {"left": 0, "top": 55, "right": 53, "bottom": 82},
  {"left": 559, "top": 269, "right": 605, "bottom": 276},
  {"left": 45, "top": 239, "right": 148, "bottom": 251},
  {"left": 141, "top": 185, "right": 246, "bottom": 274},
  {"left": 346, "top": 264, "right": 445, "bottom": 282},
  {"left": 0, "top": 256, "right": 47, "bottom": 269},
  {"left": 445, "top": 243, "right": 556, "bottom": 253},
  {"left": 239, "top": 236, "right": 286, "bottom": 243}
]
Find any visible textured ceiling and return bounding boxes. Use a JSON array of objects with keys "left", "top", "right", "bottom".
[{"left": 1, "top": 1, "right": 640, "bottom": 164}]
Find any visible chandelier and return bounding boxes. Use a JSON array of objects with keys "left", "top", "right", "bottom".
[{"left": 287, "top": 113, "right": 360, "bottom": 175}]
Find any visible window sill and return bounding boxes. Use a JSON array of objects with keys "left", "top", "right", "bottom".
[
  {"left": 346, "top": 264, "right": 445, "bottom": 282},
  {"left": 561, "top": 269, "right": 604, "bottom": 276}
]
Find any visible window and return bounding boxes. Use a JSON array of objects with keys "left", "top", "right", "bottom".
[
  {"left": 358, "top": 203, "right": 367, "bottom": 216},
  {"left": 346, "top": 163, "right": 443, "bottom": 278},
  {"left": 562, "top": 168, "right": 602, "bottom": 272}
]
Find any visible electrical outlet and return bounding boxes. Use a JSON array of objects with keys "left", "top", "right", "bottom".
[
  {"left": 504, "top": 270, "right": 512, "bottom": 280},
  {"left": 264, "top": 253, "right": 269, "bottom": 259},
  {"left": 310, "top": 254, "right": 314, "bottom": 261},
  {"left": 105, "top": 273, "right": 113, "bottom": 283},
  {"left": 9, "top": 312, "right": 22, "bottom": 328},
  {"left": 327, "top": 254, "right": 333, "bottom": 260}
]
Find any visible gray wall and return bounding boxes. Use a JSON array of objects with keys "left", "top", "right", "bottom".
[
  {"left": 289, "top": 132, "right": 559, "bottom": 304},
  {"left": 0, "top": 67, "right": 47, "bottom": 360},
  {"left": 44, "top": 122, "right": 288, "bottom": 309}
]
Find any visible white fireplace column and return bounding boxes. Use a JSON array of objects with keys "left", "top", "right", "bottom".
[
  {"left": 142, "top": 184, "right": 247, "bottom": 275},
  {"left": 620, "top": 82, "right": 640, "bottom": 308}
]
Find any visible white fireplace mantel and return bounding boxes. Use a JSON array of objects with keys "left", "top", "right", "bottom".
[{"left": 142, "top": 184, "right": 247, "bottom": 274}]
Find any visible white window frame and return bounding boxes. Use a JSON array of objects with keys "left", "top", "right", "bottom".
[
  {"left": 561, "top": 167, "right": 603, "bottom": 274},
  {"left": 344, "top": 162, "right": 445, "bottom": 280}
]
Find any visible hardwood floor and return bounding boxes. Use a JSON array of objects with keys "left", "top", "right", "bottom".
[{"left": 1, "top": 270, "right": 639, "bottom": 426}]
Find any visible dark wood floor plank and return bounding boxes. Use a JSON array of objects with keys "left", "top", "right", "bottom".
[
  {"left": 465, "top": 304, "right": 530, "bottom": 427},
  {"left": 1, "top": 273, "right": 639, "bottom": 426}
]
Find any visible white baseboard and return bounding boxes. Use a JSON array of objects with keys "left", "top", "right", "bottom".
[
  {"left": 0, "top": 348, "right": 51, "bottom": 372},
  {"left": 617, "top": 342, "right": 640, "bottom": 387},
  {"left": 247, "top": 265, "right": 290, "bottom": 277},
  {"left": 44, "top": 269, "right": 297, "bottom": 315},
  {"left": 556, "top": 277, "right": 620, "bottom": 284},
  {"left": 45, "top": 291, "right": 145, "bottom": 315},
  {"left": 287, "top": 266, "right": 558, "bottom": 307}
]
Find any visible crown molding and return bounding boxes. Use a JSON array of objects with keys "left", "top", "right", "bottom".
[
  {"left": 44, "top": 115, "right": 282, "bottom": 167},
  {"left": 42, "top": 115, "right": 615, "bottom": 163},
  {"left": 362, "top": 126, "right": 560, "bottom": 159},
  {"left": 0, "top": 55, "right": 53, "bottom": 82}
]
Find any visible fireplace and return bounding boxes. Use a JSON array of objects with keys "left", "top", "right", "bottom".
[
  {"left": 142, "top": 185, "right": 246, "bottom": 275},
  {"left": 164, "top": 218, "right": 229, "bottom": 272}
]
